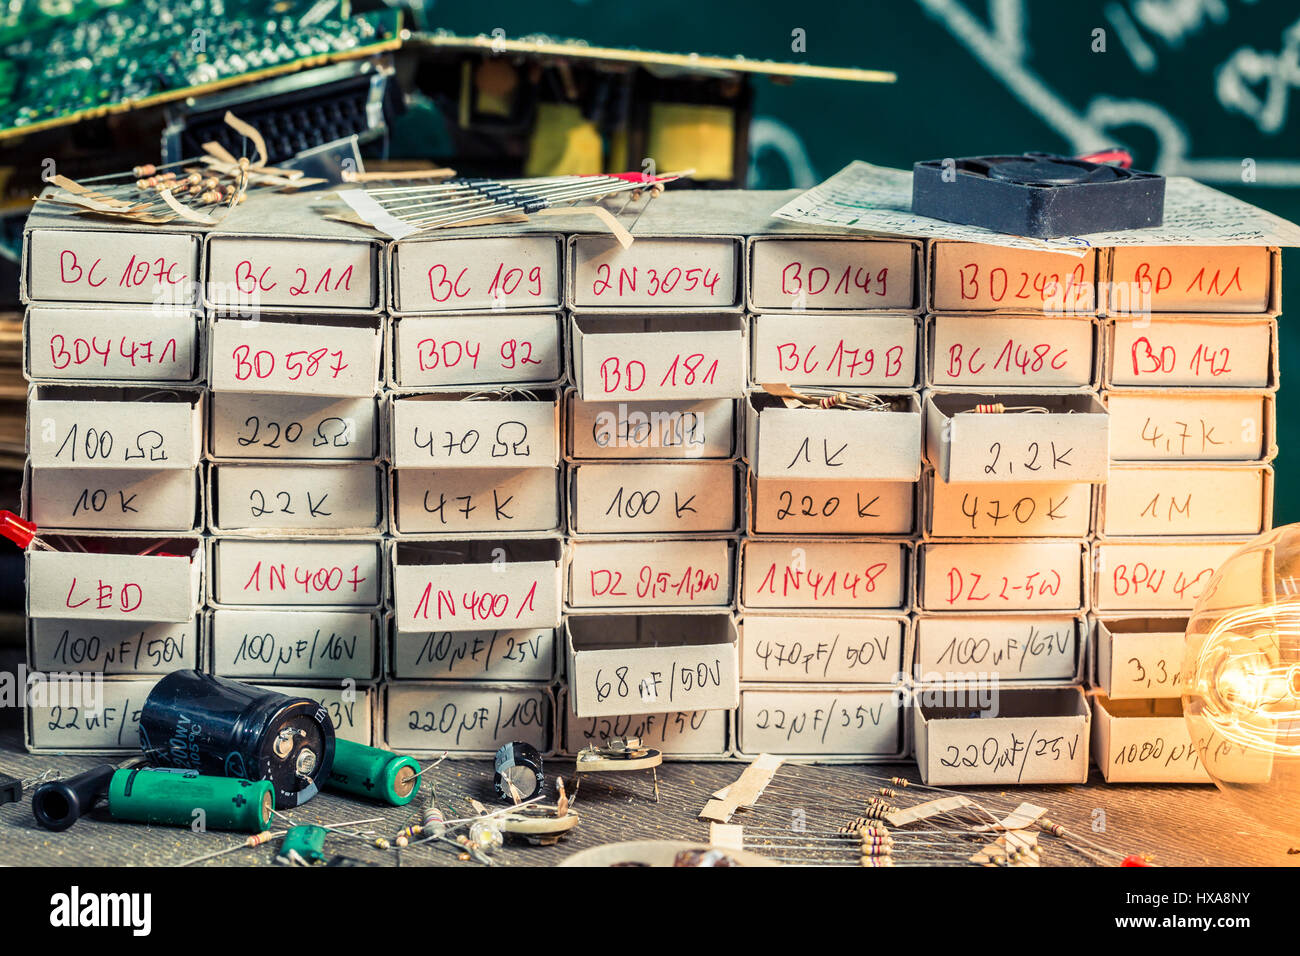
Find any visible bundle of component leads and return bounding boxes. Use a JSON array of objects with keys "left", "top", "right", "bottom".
[
  {"left": 37, "top": 111, "right": 322, "bottom": 225},
  {"left": 341, "top": 170, "right": 688, "bottom": 238}
]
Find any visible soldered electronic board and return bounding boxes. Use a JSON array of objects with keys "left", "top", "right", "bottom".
[{"left": 0, "top": 0, "right": 401, "bottom": 140}]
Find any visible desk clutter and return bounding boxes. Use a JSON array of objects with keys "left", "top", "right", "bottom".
[{"left": 14, "top": 178, "right": 1287, "bottom": 799}]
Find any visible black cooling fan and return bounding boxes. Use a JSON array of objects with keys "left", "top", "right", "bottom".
[{"left": 911, "top": 152, "right": 1165, "bottom": 238}]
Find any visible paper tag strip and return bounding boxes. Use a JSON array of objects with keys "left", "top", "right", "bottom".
[
  {"left": 709, "top": 823, "right": 745, "bottom": 850},
  {"left": 884, "top": 795, "right": 974, "bottom": 827},
  {"left": 698, "top": 754, "right": 784, "bottom": 823},
  {"left": 974, "top": 802, "right": 1048, "bottom": 833}
]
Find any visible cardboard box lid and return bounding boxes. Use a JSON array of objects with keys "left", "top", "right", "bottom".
[
  {"left": 924, "top": 392, "right": 1109, "bottom": 483},
  {"left": 391, "top": 392, "right": 560, "bottom": 469},
  {"left": 571, "top": 313, "right": 746, "bottom": 401},
  {"left": 747, "top": 391, "right": 922, "bottom": 481},
  {"left": 209, "top": 317, "right": 381, "bottom": 397},
  {"left": 28, "top": 385, "right": 203, "bottom": 470},
  {"left": 27, "top": 541, "right": 202, "bottom": 623}
]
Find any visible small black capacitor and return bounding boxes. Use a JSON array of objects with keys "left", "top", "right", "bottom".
[
  {"left": 32, "top": 764, "right": 116, "bottom": 831},
  {"left": 139, "top": 670, "right": 334, "bottom": 809},
  {"left": 493, "top": 742, "right": 545, "bottom": 802}
]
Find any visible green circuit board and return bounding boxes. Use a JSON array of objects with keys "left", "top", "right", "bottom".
[{"left": 0, "top": 0, "right": 401, "bottom": 140}]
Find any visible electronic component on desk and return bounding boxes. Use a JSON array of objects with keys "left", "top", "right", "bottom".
[
  {"left": 493, "top": 742, "right": 545, "bottom": 803},
  {"left": 138, "top": 670, "right": 335, "bottom": 810},
  {"left": 107, "top": 768, "right": 274, "bottom": 833},
  {"left": 32, "top": 764, "right": 116, "bottom": 831},
  {"left": 0, "top": 770, "right": 20, "bottom": 806},
  {"left": 911, "top": 151, "right": 1165, "bottom": 238}
]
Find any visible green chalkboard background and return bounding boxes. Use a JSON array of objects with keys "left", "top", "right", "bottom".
[{"left": 420, "top": 0, "right": 1300, "bottom": 520}]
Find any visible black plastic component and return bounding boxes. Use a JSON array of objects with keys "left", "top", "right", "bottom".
[
  {"left": 493, "top": 741, "right": 545, "bottom": 802},
  {"left": 32, "top": 764, "right": 116, "bottom": 831},
  {"left": 139, "top": 670, "right": 335, "bottom": 809},
  {"left": 0, "top": 771, "right": 20, "bottom": 806},
  {"left": 911, "top": 152, "right": 1165, "bottom": 238}
]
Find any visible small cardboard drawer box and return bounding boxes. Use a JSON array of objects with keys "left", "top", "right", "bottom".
[
  {"left": 28, "top": 385, "right": 203, "bottom": 471},
  {"left": 929, "top": 240, "right": 1098, "bottom": 314},
  {"left": 1092, "top": 538, "right": 1250, "bottom": 613},
  {"left": 1093, "top": 617, "right": 1187, "bottom": 699},
  {"left": 566, "top": 392, "right": 738, "bottom": 460},
  {"left": 559, "top": 689, "right": 729, "bottom": 758},
  {"left": 210, "top": 539, "right": 383, "bottom": 609},
  {"left": 390, "top": 313, "right": 564, "bottom": 390},
  {"left": 571, "top": 313, "right": 746, "bottom": 401},
  {"left": 749, "top": 475, "right": 915, "bottom": 536},
  {"left": 1105, "top": 316, "right": 1277, "bottom": 388},
  {"left": 1107, "top": 246, "right": 1277, "bottom": 314},
  {"left": 565, "top": 613, "right": 739, "bottom": 717},
  {"left": 924, "top": 392, "right": 1109, "bottom": 484},
  {"left": 392, "top": 467, "right": 561, "bottom": 537},
  {"left": 740, "top": 538, "right": 911, "bottom": 611},
  {"left": 390, "top": 624, "right": 556, "bottom": 682},
  {"left": 205, "top": 195, "right": 383, "bottom": 313},
  {"left": 917, "top": 540, "right": 1086, "bottom": 613},
  {"left": 392, "top": 538, "right": 564, "bottom": 632},
  {"left": 25, "top": 675, "right": 158, "bottom": 753},
  {"left": 747, "top": 236, "right": 921, "bottom": 312},
  {"left": 570, "top": 461, "right": 740, "bottom": 535},
  {"left": 384, "top": 680, "right": 553, "bottom": 756},
  {"left": 25, "top": 305, "right": 201, "bottom": 384},
  {"left": 746, "top": 391, "right": 922, "bottom": 482},
  {"left": 28, "top": 616, "right": 198, "bottom": 675},
  {"left": 208, "top": 393, "right": 381, "bottom": 461},
  {"left": 208, "top": 608, "right": 381, "bottom": 681},
  {"left": 739, "top": 613, "right": 908, "bottom": 683},
  {"left": 1100, "top": 463, "right": 1271, "bottom": 537},
  {"left": 567, "top": 538, "right": 735, "bottom": 610},
  {"left": 27, "top": 537, "right": 202, "bottom": 623},
  {"left": 924, "top": 472, "right": 1093, "bottom": 538},
  {"left": 254, "top": 682, "right": 374, "bottom": 746},
  {"left": 913, "top": 615, "right": 1083, "bottom": 684},
  {"left": 736, "top": 684, "right": 905, "bottom": 759},
  {"left": 390, "top": 391, "right": 560, "bottom": 470},
  {"left": 208, "top": 316, "right": 381, "bottom": 397},
  {"left": 390, "top": 232, "right": 563, "bottom": 313},
  {"left": 1105, "top": 390, "right": 1274, "bottom": 462},
  {"left": 209, "top": 462, "right": 385, "bottom": 535},
  {"left": 1091, "top": 695, "right": 1210, "bottom": 783},
  {"left": 24, "top": 223, "right": 199, "bottom": 305},
  {"left": 912, "top": 685, "right": 1091, "bottom": 785},
  {"left": 750, "top": 313, "right": 919, "bottom": 389},
  {"left": 569, "top": 236, "right": 740, "bottom": 311},
  {"left": 28, "top": 464, "right": 201, "bottom": 533},
  {"left": 927, "top": 314, "right": 1097, "bottom": 389}
]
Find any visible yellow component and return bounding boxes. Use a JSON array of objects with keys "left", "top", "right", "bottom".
[
  {"left": 647, "top": 103, "right": 734, "bottom": 181},
  {"left": 524, "top": 103, "right": 604, "bottom": 177},
  {"left": 474, "top": 59, "right": 519, "bottom": 118}
]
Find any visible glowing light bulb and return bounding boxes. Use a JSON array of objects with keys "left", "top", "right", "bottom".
[{"left": 1184, "top": 525, "right": 1300, "bottom": 837}]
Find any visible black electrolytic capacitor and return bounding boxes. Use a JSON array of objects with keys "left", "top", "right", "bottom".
[
  {"left": 32, "top": 764, "right": 116, "bottom": 831},
  {"left": 493, "top": 742, "right": 545, "bottom": 802},
  {"left": 139, "top": 671, "right": 335, "bottom": 809}
]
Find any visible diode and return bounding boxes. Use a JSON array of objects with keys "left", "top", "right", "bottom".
[
  {"left": 138, "top": 670, "right": 335, "bottom": 809},
  {"left": 107, "top": 767, "right": 274, "bottom": 833},
  {"left": 326, "top": 739, "right": 421, "bottom": 806}
]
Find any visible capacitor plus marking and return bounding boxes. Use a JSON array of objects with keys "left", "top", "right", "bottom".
[
  {"left": 138, "top": 670, "right": 335, "bottom": 809},
  {"left": 108, "top": 768, "right": 274, "bottom": 833}
]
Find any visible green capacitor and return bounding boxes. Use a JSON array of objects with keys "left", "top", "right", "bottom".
[
  {"left": 107, "top": 768, "right": 273, "bottom": 833},
  {"left": 326, "top": 739, "right": 421, "bottom": 806},
  {"left": 277, "top": 825, "right": 327, "bottom": 865}
]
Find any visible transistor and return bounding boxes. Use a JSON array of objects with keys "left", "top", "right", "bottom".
[
  {"left": 911, "top": 151, "right": 1165, "bottom": 238},
  {"left": 138, "top": 670, "right": 335, "bottom": 809}
]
